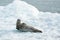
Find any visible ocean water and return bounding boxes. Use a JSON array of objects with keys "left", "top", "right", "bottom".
[
  {"left": 0, "top": 0, "right": 60, "bottom": 40},
  {"left": 22, "top": 0, "right": 60, "bottom": 13},
  {"left": 0, "top": 0, "right": 60, "bottom": 13}
]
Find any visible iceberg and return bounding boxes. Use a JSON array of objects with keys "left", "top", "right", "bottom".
[{"left": 0, "top": 0, "right": 60, "bottom": 40}]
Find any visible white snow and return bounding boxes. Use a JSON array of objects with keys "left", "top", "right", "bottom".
[{"left": 0, "top": 0, "right": 60, "bottom": 40}]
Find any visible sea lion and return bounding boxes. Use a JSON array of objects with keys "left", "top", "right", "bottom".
[{"left": 16, "top": 19, "right": 42, "bottom": 33}]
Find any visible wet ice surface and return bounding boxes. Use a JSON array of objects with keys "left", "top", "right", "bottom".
[{"left": 0, "top": 0, "right": 60, "bottom": 40}]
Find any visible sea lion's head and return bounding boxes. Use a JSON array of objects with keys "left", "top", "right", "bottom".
[
  {"left": 17, "top": 19, "right": 21, "bottom": 23},
  {"left": 16, "top": 19, "right": 21, "bottom": 30}
]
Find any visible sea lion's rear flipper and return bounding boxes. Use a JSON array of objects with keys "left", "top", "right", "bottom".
[{"left": 33, "top": 29, "right": 42, "bottom": 33}]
